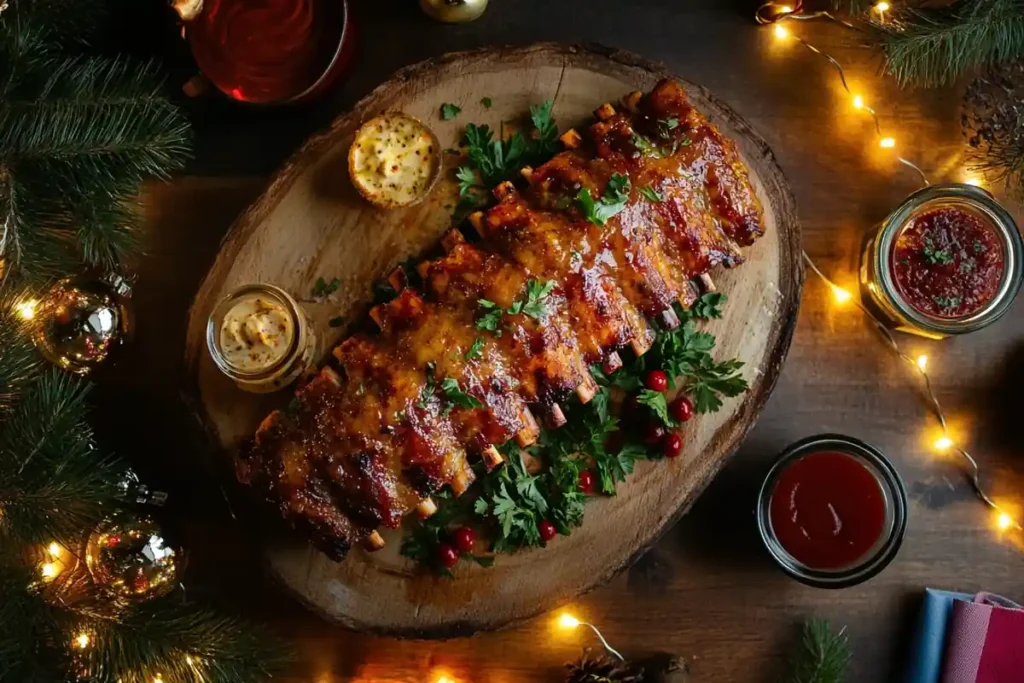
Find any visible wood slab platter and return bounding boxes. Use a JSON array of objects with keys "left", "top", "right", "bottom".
[{"left": 183, "top": 43, "right": 803, "bottom": 637}]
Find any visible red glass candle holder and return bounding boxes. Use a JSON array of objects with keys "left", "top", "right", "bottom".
[{"left": 186, "top": 0, "right": 355, "bottom": 105}]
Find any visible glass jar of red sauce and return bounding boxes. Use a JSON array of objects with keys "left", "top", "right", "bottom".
[
  {"left": 756, "top": 434, "right": 908, "bottom": 588},
  {"left": 860, "top": 184, "right": 1023, "bottom": 339},
  {"left": 185, "top": 0, "right": 355, "bottom": 105}
]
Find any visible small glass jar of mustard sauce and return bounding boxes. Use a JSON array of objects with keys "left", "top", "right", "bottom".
[
  {"left": 860, "top": 184, "right": 1023, "bottom": 339},
  {"left": 206, "top": 284, "right": 317, "bottom": 393}
]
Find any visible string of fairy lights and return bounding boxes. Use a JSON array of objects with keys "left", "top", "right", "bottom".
[{"left": 757, "top": 0, "right": 1023, "bottom": 535}]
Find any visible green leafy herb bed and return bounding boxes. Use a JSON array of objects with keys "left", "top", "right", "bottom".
[{"left": 399, "top": 102, "right": 749, "bottom": 574}]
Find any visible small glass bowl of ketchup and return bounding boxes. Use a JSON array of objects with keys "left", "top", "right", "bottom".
[
  {"left": 185, "top": 0, "right": 355, "bottom": 105},
  {"left": 756, "top": 434, "right": 908, "bottom": 588},
  {"left": 861, "top": 183, "right": 1023, "bottom": 339}
]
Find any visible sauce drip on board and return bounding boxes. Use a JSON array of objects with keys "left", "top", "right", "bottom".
[
  {"left": 891, "top": 206, "right": 1005, "bottom": 319},
  {"left": 187, "top": 0, "right": 345, "bottom": 104},
  {"left": 769, "top": 451, "right": 886, "bottom": 570}
]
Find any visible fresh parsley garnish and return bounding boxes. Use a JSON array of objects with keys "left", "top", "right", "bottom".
[
  {"left": 455, "top": 166, "right": 480, "bottom": 196},
  {"left": 974, "top": 239, "right": 987, "bottom": 254},
  {"left": 312, "top": 276, "right": 341, "bottom": 298},
  {"left": 520, "top": 280, "right": 556, "bottom": 320},
  {"left": 959, "top": 258, "right": 976, "bottom": 274},
  {"left": 639, "top": 186, "right": 664, "bottom": 202},
  {"left": 399, "top": 490, "right": 494, "bottom": 576},
  {"left": 440, "top": 377, "right": 484, "bottom": 411},
  {"left": 475, "top": 299, "right": 504, "bottom": 335},
  {"left": 638, "top": 389, "right": 678, "bottom": 427},
  {"left": 922, "top": 237, "right": 954, "bottom": 265},
  {"left": 529, "top": 99, "right": 560, "bottom": 157},
  {"left": 691, "top": 292, "right": 726, "bottom": 320},
  {"left": 933, "top": 295, "right": 962, "bottom": 310},
  {"left": 464, "top": 336, "right": 485, "bottom": 360},
  {"left": 481, "top": 97, "right": 493, "bottom": 108},
  {"left": 577, "top": 173, "right": 631, "bottom": 226},
  {"left": 417, "top": 361, "right": 438, "bottom": 409},
  {"left": 657, "top": 117, "right": 679, "bottom": 138},
  {"left": 440, "top": 103, "right": 462, "bottom": 120},
  {"left": 476, "top": 281, "right": 556, "bottom": 334}
]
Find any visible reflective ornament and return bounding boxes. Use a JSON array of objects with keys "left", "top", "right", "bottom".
[
  {"left": 419, "top": 0, "right": 487, "bottom": 23},
  {"left": 117, "top": 469, "right": 169, "bottom": 507},
  {"left": 85, "top": 512, "right": 182, "bottom": 603},
  {"left": 31, "top": 275, "right": 132, "bottom": 374}
]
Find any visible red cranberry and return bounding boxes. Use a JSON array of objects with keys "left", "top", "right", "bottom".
[
  {"left": 578, "top": 470, "right": 596, "bottom": 494},
  {"left": 538, "top": 519, "right": 558, "bottom": 542},
  {"left": 438, "top": 543, "right": 459, "bottom": 569},
  {"left": 670, "top": 395, "right": 695, "bottom": 423},
  {"left": 663, "top": 432, "right": 683, "bottom": 458},
  {"left": 645, "top": 369, "right": 669, "bottom": 392},
  {"left": 643, "top": 421, "right": 666, "bottom": 445},
  {"left": 451, "top": 526, "right": 476, "bottom": 553}
]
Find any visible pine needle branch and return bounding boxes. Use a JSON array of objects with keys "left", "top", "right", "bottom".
[
  {"left": 75, "top": 597, "right": 293, "bottom": 683},
  {"left": 783, "top": 620, "right": 852, "bottom": 683},
  {"left": 0, "top": 21, "right": 191, "bottom": 284},
  {"left": 877, "top": 0, "right": 1024, "bottom": 87}
]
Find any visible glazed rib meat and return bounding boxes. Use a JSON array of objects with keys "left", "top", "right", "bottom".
[{"left": 235, "top": 79, "right": 766, "bottom": 560}]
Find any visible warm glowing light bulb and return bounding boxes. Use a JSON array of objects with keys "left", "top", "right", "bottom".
[
  {"left": 831, "top": 285, "right": 852, "bottom": 304},
  {"left": 774, "top": 24, "right": 789, "bottom": 39},
  {"left": 779, "top": 4, "right": 793, "bottom": 12},
  {"left": 852, "top": 95, "right": 865, "bottom": 110},
  {"left": 997, "top": 512, "right": 1013, "bottom": 531},
  {"left": 435, "top": 677, "right": 455, "bottom": 683},
  {"left": 75, "top": 632, "right": 90, "bottom": 649},
  {"left": 934, "top": 436, "right": 953, "bottom": 451},
  {"left": 879, "top": 137, "right": 896, "bottom": 148},
  {"left": 558, "top": 613, "right": 581, "bottom": 629},
  {"left": 875, "top": 1, "right": 890, "bottom": 11},
  {"left": 47, "top": 542, "right": 61, "bottom": 557},
  {"left": 153, "top": 675, "right": 163, "bottom": 683},
  {"left": 39, "top": 562, "right": 58, "bottom": 579},
  {"left": 15, "top": 299, "right": 38, "bottom": 320},
  {"left": 916, "top": 355, "right": 928, "bottom": 371},
  {"left": 964, "top": 177, "right": 982, "bottom": 187}
]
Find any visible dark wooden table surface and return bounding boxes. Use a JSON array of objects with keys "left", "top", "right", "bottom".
[{"left": 89, "top": 1, "right": 1024, "bottom": 681}]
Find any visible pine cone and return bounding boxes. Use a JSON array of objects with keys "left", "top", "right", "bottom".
[{"left": 566, "top": 649, "right": 646, "bottom": 683}]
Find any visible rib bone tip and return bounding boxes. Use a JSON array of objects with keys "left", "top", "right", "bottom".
[
  {"left": 482, "top": 445, "right": 504, "bottom": 470},
  {"left": 416, "top": 498, "right": 438, "bottom": 519},
  {"left": 365, "top": 530, "right": 386, "bottom": 551}
]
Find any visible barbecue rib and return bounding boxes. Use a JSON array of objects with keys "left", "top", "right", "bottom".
[{"left": 236, "top": 80, "right": 766, "bottom": 561}]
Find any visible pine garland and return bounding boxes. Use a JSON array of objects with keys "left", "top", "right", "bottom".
[
  {"left": 0, "top": 2, "right": 292, "bottom": 681},
  {"left": 783, "top": 620, "right": 852, "bottom": 683},
  {"left": 875, "top": 0, "right": 1024, "bottom": 88},
  {"left": 0, "top": 8, "right": 190, "bottom": 285}
]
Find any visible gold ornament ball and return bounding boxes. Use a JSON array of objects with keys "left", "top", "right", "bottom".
[
  {"left": 85, "top": 512, "right": 182, "bottom": 603},
  {"left": 31, "top": 276, "right": 132, "bottom": 374},
  {"left": 420, "top": 0, "right": 487, "bottom": 23}
]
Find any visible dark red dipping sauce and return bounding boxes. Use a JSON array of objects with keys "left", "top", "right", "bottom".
[
  {"left": 769, "top": 451, "right": 886, "bottom": 570},
  {"left": 188, "top": 0, "right": 349, "bottom": 104},
  {"left": 890, "top": 207, "right": 1005, "bottom": 319}
]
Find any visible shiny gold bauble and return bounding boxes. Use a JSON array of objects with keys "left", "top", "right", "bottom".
[
  {"left": 85, "top": 512, "right": 182, "bottom": 603},
  {"left": 419, "top": 0, "right": 487, "bottom": 23},
  {"left": 31, "top": 275, "right": 132, "bottom": 374}
]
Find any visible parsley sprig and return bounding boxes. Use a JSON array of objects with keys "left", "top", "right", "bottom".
[
  {"left": 399, "top": 489, "right": 494, "bottom": 576},
  {"left": 577, "top": 173, "right": 631, "bottom": 226},
  {"left": 475, "top": 279, "right": 558, "bottom": 334},
  {"left": 418, "top": 362, "right": 484, "bottom": 415},
  {"left": 452, "top": 100, "right": 560, "bottom": 220}
]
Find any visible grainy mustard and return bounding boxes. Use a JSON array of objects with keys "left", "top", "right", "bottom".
[{"left": 349, "top": 112, "right": 440, "bottom": 208}]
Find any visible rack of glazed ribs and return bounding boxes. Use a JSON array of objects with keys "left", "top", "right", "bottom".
[{"left": 235, "top": 79, "right": 766, "bottom": 561}]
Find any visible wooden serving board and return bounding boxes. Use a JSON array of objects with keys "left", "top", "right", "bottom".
[{"left": 183, "top": 43, "right": 802, "bottom": 637}]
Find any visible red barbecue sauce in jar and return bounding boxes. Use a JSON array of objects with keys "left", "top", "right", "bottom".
[
  {"left": 890, "top": 207, "right": 1005, "bottom": 319},
  {"left": 187, "top": 0, "right": 349, "bottom": 104},
  {"left": 768, "top": 451, "right": 886, "bottom": 570}
]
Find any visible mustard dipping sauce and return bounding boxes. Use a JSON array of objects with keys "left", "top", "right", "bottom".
[
  {"left": 349, "top": 112, "right": 440, "bottom": 208},
  {"left": 218, "top": 295, "right": 295, "bottom": 371}
]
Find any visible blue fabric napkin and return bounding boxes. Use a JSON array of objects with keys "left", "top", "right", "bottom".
[{"left": 902, "top": 589, "right": 974, "bottom": 683}]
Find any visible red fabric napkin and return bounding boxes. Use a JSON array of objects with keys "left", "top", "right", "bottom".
[{"left": 941, "top": 593, "right": 1024, "bottom": 683}]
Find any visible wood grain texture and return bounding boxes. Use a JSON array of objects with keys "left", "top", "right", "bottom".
[{"left": 181, "top": 44, "right": 802, "bottom": 635}]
